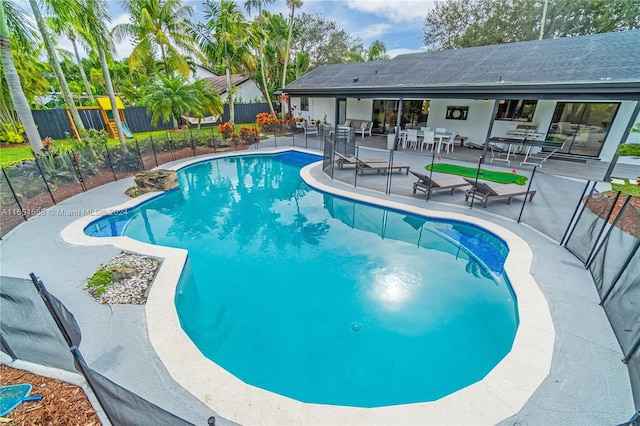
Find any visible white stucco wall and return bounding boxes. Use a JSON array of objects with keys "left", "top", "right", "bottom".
[
  {"left": 292, "top": 97, "right": 336, "bottom": 125},
  {"left": 234, "top": 80, "right": 264, "bottom": 103}
]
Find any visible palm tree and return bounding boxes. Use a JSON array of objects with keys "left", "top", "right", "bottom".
[
  {"left": 251, "top": 11, "right": 287, "bottom": 113},
  {"left": 113, "top": 0, "right": 201, "bottom": 77},
  {"left": 243, "top": 0, "right": 275, "bottom": 16},
  {"left": 142, "top": 76, "right": 222, "bottom": 131},
  {"left": 82, "top": 0, "right": 128, "bottom": 152},
  {"left": 0, "top": 0, "right": 43, "bottom": 151},
  {"left": 46, "top": 16, "right": 95, "bottom": 103},
  {"left": 193, "top": 0, "right": 257, "bottom": 124},
  {"left": 281, "top": 0, "right": 302, "bottom": 114},
  {"left": 28, "top": 0, "right": 86, "bottom": 134}
]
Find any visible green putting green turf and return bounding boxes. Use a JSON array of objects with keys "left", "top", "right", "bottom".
[{"left": 425, "top": 163, "right": 528, "bottom": 185}]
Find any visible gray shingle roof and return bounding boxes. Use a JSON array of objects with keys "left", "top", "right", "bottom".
[{"left": 284, "top": 31, "right": 640, "bottom": 98}]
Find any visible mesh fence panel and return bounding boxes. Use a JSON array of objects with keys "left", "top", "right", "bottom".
[
  {"left": 520, "top": 171, "right": 590, "bottom": 242},
  {"left": 37, "top": 154, "right": 85, "bottom": 203},
  {"left": 0, "top": 170, "right": 27, "bottom": 237},
  {"left": 601, "top": 246, "right": 640, "bottom": 357},
  {"left": 0, "top": 276, "right": 76, "bottom": 372},
  {"left": 589, "top": 202, "right": 640, "bottom": 299},
  {"left": 565, "top": 188, "right": 618, "bottom": 264},
  {"left": 351, "top": 146, "right": 394, "bottom": 194},
  {"left": 2, "top": 160, "right": 55, "bottom": 219}
]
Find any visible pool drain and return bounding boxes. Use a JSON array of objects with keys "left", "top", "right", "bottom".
[{"left": 350, "top": 322, "right": 362, "bottom": 332}]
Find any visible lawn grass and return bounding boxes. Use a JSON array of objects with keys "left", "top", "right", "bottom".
[
  {"left": 0, "top": 124, "right": 257, "bottom": 167},
  {"left": 612, "top": 179, "right": 640, "bottom": 197}
]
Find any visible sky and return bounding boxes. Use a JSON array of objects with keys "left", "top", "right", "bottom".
[{"left": 47, "top": 0, "right": 440, "bottom": 60}]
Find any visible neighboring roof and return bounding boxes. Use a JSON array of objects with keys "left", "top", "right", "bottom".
[
  {"left": 284, "top": 30, "right": 640, "bottom": 99},
  {"left": 203, "top": 75, "right": 251, "bottom": 94}
]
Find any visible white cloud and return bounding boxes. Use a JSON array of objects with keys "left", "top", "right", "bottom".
[
  {"left": 345, "top": 0, "right": 439, "bottom": 23},
  {"left": 352, "top": 23, "right": 394, "bottom": 41}
]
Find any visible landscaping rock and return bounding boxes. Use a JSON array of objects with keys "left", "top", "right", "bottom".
[{"left": 126, "top": 169, "right": 178, "bottom": 197}]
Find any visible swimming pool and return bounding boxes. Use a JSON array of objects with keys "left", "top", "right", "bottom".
[{"left": 86, "top": 152, "right": 518, "bottom": 408}]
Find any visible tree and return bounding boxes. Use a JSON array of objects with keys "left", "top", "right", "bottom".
[
  {"left": 0, "top": 0, "right": 43, "bottom": 151},
  {"left": 46, "top": 15, "right": 95, "bottom": 103},
  {"left": 243, "top": 0, "right": 275, "bottom": 16},
  {"left": 423, "top": 0, "right": 640, "bottom": 51},
  {"left": 280, "top": 0, "right": 302, "bottom": 113},
  {"left": 193, "top": 0, "right": 257, "bottom": 124},
  {"left": 28, "top": 0, "right": 86, "bottom": 134},
  {"left": 142, "top": 76, "right": 222, "bottom": 131},
  {"left": 348, "top": 40, "right": 390, "bottom": 62},
  {"left": 292, "top": 12, "right": 361, "bottom": 69},
  {"left": 113, "top": 0, "right": 201, "bottom": 77},
  {"left": 78, "top": 0, "right": 129, "bottom": 152}
]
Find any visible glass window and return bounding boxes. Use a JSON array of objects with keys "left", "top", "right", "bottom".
[
  {"left": 546, "top": 102, "right": 619, "bottom": 157},
  {"left": 300, "top": 97, "right": 309, "bottom": 111},
  {"left": 495, "top": 99, "right": 537, "bottom": 121}
]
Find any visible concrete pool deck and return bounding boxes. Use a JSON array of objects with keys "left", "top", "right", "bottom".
[{"left": 0, "top": 143, "right": 634, "bottom": 425}]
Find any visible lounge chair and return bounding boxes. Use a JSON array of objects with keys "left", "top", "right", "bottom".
[
  {"left": 303, "top": 124, "right": 319, "bottom": 137},
  {"left": 463, "top": 178, "right": 536, "bottom": 207},
  {"left": 410, "top": 171, "right": 470, "bottom": 200},
  {"left": 357, "top": 159, "right": 410, "bottom": 176},
  {"left": 334, "top": 152, "right": 386, "bottom": 169}
]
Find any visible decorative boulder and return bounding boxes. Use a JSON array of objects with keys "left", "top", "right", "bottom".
[{"left": 125, "top": 169, "right": 178, "bottom": 197}]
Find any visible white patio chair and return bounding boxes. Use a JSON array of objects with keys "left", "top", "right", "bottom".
[
  {"left": 441, "top": 132, "right": 456, "bottom": 153},
  {"left": 357, "top": 121, "right": 373, "bottom": 138},
  {"left": 420, "top": 126, "right": 431, "bottom": 133},
  {"left": 420, "top": 131, "right": 436, "bottom": 151},
  {"left": 435, "top": 127, "right": 447, "bottom": 133},
  {"left": 406, "top": 129, "right": 419, "bottom": 150}
]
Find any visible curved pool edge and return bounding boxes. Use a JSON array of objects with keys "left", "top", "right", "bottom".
[{"left": 60, "top": 148, "right": 555, "bottom": 425}]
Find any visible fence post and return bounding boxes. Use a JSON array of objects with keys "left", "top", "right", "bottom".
[
  {"left": 68, "top": 151, "right": 87, "bottom": 191},
  {"left": 2, "top": 168, "right": 28, "bottom": 222},
  {"left": 134, "top": 138, "right": 145, "bottom": 171},
  {"left": 33, "top": 157, "right": 57, "bottom": 205},
  {"left": 469, "top": 157, "right": 483, "bottom": 209},
  {"left": 560, "top": 180, "right": 594, "bottom": 246},
  {"left": 166, "top": 132, "right": 176, "bottom": 162},
  {"left": 517, "top": 166, "right": 536, "bottom": 223},
  {"left": 149, "top": 135, "right": 159, "bottom": 167},
  {"left": 102, "top": 141, "right": 118, "bottom": 181}
]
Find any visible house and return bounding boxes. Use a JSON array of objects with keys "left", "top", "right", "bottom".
[
  {"left": 283, "top": 30, "right": 640, "bottom": 163},
  {"left": 194, "top": 65, "right": 264, "bottom": 103}
]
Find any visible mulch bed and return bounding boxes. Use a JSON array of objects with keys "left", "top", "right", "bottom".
[
  {"left": 587, "top": 193, "right": 640, "bottom": 238},
  {"left": 0, "top": 365, "right": 100, "bottom": 425}
]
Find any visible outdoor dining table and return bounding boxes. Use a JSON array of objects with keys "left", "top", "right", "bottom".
[{"left": 399, "top": 130, "right": 454, "bottom": 152}]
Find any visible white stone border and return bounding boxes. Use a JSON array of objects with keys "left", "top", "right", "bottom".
[{"left": 61, "top": 148, "right": 554, "bottom": 425}]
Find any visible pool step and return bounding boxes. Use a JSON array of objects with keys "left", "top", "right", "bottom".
[{"left": 273, "top": 152, "right": 321, "bottom": 167}]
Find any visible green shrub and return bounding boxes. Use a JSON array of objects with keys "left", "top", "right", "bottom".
[
  {"left": 0, "top": 123, "right": 25, "bottom": 144},
  {"left": 87, "top": 268, "right": 114, "bottom": 296},
  {"left": 617, "top": 143, "right": 640, "bottom": 157}
]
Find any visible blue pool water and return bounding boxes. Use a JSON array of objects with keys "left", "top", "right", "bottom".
[{"left": 86, "top": 152, "right": 518, "bottom": 408}]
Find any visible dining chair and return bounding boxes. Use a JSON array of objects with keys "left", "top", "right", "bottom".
[
  {"left": 406, "top": 129, "right": 419, "bottom": 150},
  {"left": 421, "top": 131, "right": 436, "bottom": 151},
  {"left": 435, "top": 127, "right": 447, "bottom": 133},
  {"left": 441, "top": 132, "right": 457, "bottom": 153},
  {"left": 421, "top": 126, "right": 431, "bottom": 133}
]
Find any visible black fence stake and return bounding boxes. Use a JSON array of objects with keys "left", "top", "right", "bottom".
[
  {"left": 560, "top": 180, "right": 593, "bottom": 246},
  {"left": 134, "top": 138, "right": 145, "bottom": 170},
  {"left": 167, "top": 133, "right": 176, "bottom": 162},
  {"left": 2, "top": 168, "right": 28, "bottom": 222},
  {"left": 469, "top": 157, "right": 483, "bottom": 209},
  {"left": 149, "top": 135, "right": 159, "bottom": 168},
  {"left": 33, "top": 157, "right": 57, "bottom": 205},
  {"left": 426, "top": 151, "right": 436, "bottom": 202},
  {"left": 68, "top": 151, "right": 87, "bottom": 191},
  {"left": 103, "top": 141, "right": 118, "bottom": 181},
  {"left": 517, "top": 166, "right": 536, "bottom": 223}
]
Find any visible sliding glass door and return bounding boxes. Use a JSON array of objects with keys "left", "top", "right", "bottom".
[{"left": 546, "top": 102, "right": 619, "bottom": 157}]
